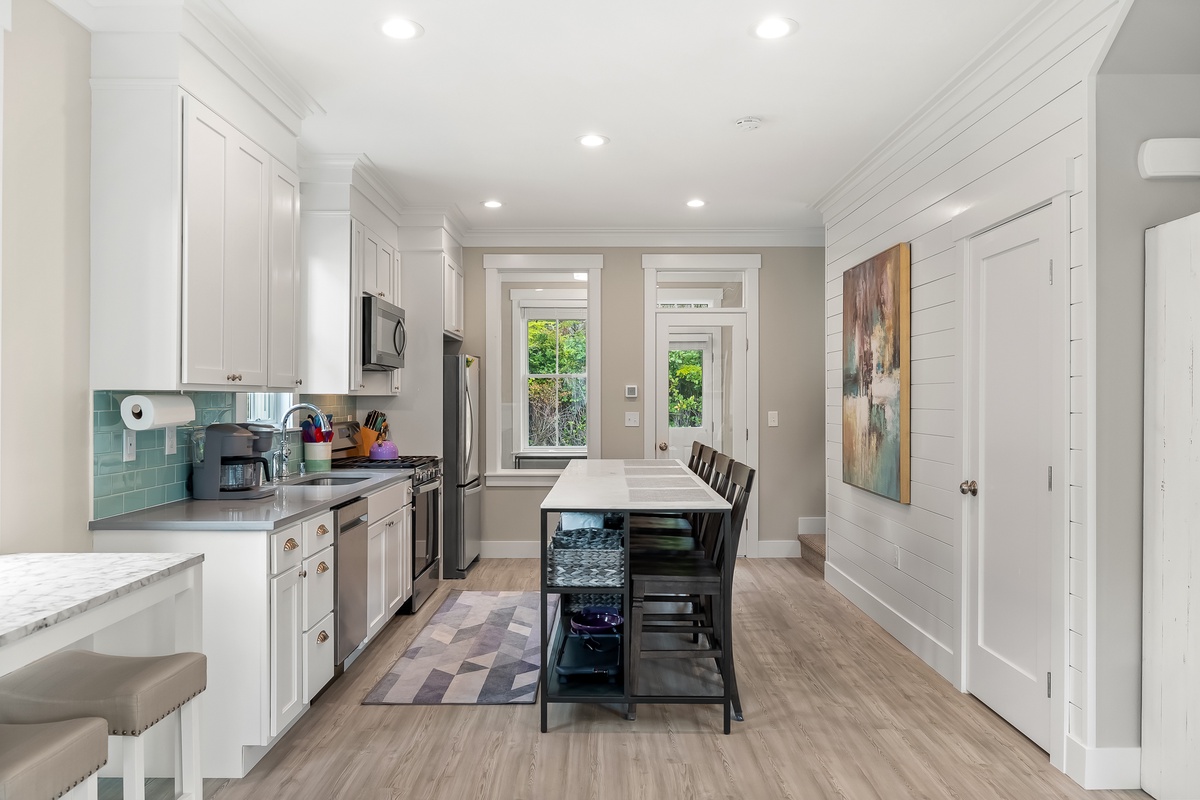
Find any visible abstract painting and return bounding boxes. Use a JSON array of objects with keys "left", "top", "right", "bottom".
[{"left": 842, "top": 243, "right": 910, "bottom": 503}]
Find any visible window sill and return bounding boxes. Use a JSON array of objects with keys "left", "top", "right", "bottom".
[{"left": 485, "top": 470, "right": 563, "bottom": 488}]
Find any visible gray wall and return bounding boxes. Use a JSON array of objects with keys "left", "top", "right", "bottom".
[
  {"left": 1094, "top": 72, "right": 1200, "bottom": 746},
  {"left": 460, "top": 246, "right": 827, "bottom": 546},
  {"left": 1, "top": 0, "right": 91, "bottom": 553}
]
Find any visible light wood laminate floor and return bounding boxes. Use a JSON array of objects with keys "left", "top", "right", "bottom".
[{"left": 103, "top": 558, "right": 1149, "bottom": 800}]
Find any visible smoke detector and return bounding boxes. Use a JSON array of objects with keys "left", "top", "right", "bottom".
[{"left": 735, "top": 116, "right": 762, "bottom": 131}]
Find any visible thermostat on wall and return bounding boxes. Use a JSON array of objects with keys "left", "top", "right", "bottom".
[{"left": 625, "top": 385, "right": 638, "bottom": 399}]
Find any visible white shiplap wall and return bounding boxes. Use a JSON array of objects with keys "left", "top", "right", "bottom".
[{"left": 819, "top": 0, "right": 1118, "bottom": 736}]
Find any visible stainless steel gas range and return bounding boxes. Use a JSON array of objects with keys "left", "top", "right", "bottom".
[{"left": 330, "top": 423, "right": 441, "bottom": 612}]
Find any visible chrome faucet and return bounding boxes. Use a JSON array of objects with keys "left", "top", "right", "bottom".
[{"left": 275, "top": 403, "right": 333, "bottom": 482}]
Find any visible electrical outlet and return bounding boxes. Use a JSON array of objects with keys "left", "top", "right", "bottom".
[
  {"left": 624, "top": 411, "right": 640, "bottom": 427},
  {"left": 890, "top": 544, "right": 901, "bottom": 568},
  {"left": 165, "top": 425, "right": 177, "bottom": 456},
  {"left": 123, "top": 429, "right": 137, "bottom": 462},
  {"left": 768, "top": 411, "right": 779, "bottom": 427}
]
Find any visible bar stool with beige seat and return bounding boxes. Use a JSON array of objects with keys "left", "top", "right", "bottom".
[
  {"left": 0, "top": 717, "right": 108, "bottom": 800},
  {"left": 0, "top": 650, "right": 206, "bottom": 800}
]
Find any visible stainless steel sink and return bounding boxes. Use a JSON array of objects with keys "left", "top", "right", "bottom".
[{"left": 289, "top": 476, "right": 370, "bottom": 487}]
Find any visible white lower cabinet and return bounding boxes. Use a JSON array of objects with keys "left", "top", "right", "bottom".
[
  {"left": 304, "top": 612, "right": 336, "bottom": 702},
  {"left": 269, "top": 564, "right": 304, "bottom": 737},
  {"left": 367, "top": 518, "right": 388, "bottom": 640},
  {"left": 94, "top": 503, "right": 348, "bottom": 779}
]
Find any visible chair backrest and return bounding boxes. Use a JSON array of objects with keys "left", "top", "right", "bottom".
[
  {"left": 712, "top": 460, "right": 755, "bottom": 564},
  {"left": 708, "top": 452, "right": 732, "bottom": 496},
  {"left": 695, "top": 444, "right": 717, "bottom": 483},
  {"left": 686, "top": 440, "right": 704, "bottom": 473}
]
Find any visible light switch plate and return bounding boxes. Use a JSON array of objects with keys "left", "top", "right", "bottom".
[
  {"left": 624, "top": 411, "right": 640, "bottom": 427},
  {"left": 123, "top": 429, "right": 137, "bottom": 462},
  {"left": 768, "top": 411, "right": 779, "bottom": 427},
  {"left": 165, "top": 425, "right": 177, "bottom": 456}
]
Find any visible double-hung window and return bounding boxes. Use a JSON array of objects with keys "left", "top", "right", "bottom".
[{"left": 518, "top": 299, "right": 587, "bottom": 450}]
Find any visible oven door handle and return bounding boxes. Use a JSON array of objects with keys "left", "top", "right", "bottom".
[{"left": 412, "top": 479, "right": 441, "bottom": 495}]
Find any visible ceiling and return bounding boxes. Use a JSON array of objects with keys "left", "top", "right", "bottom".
[{"left": 219, "top": 0, "right": 1041, "bottom": 244}]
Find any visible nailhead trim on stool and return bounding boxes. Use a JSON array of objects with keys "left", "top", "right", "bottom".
[
  {"left": 0, "top": 718, "right": 108, "bottom": 800},
  {"left": 0, "top": 650, "right": 206, "bottom": 736}
]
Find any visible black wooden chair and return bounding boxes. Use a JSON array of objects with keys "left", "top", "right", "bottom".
[
  {"left": 629, "top": 453, "right": 733, "bottom": 552},
  {"left": 626, "top": 459, "right": 755, "bottom": 728}
]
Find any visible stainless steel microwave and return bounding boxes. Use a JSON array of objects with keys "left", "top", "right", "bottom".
[{"left": 362, "top": 295, "right": 406, "bottom": 370}]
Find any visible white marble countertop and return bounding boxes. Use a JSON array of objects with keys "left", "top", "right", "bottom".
[
  {"left": 541, "top": 459, "right": 730, "bottom": 512},
  {"left": 89, "top": 469, "right": 414, "bottom": 532},
  {"left": 0, "top": 552, "right": 203, "bottom": 648}
]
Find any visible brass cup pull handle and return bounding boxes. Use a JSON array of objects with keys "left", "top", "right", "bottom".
[
  {"left": 283, "top": 537, "right": 299, "bottom": 551},
  {"left": 658, "top": 442, "right": 668, "bottom": 451},
  {"left": 317, "top": 524, "right": 329, "bottom": 536},
  {"left": 316, "top": 561, "right": 329, "bottom": 574},
  {"left": 959, "top": 480, "right": 978, "bottom": 497},
  {"left": 316, "top": 630, "right": 329, "bottom": 644}
]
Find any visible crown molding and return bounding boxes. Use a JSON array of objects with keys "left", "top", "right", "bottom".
[
  {"left": 47, "top": 0, "right": 184, "bottom": 32},
  {"left": 397, "top": 206, "right": 470, "bottom": 245},
  {"left": 299, "top": 153, "right": 408, "bottom": 223},
  {"left": 459, "top": 227, "right": 825, "bottom": 249},
  {"left": 184, "top": 0, "right": 323, "bottom": 120}
]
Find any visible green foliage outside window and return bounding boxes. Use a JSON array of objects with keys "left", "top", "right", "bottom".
[
  {"left": 527, "top": 319, "right": 586, "bottom": 447},
  {"left": 669, "top": 349, "right": 703, "bottom": 428}
]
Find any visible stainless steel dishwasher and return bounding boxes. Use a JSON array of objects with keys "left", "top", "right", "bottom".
[{"left": 334, "top": 497, "right": 369, "bottom": 667}]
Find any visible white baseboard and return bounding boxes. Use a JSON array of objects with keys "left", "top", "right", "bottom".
[
  {"left": 758, "top": 538, "right": 802, "bottom": 558},
  {"left": 480, "top": 540, "right": 540, "bottom": 558},
  {"left": 1064, "top": 736, "right": 1141, "bottom": 790},
  {"left": 825, "top": 562, "right": 959, "bottom": 685},
  {"left": 797, "top": 516, "right": 826, "bottom": 536}
]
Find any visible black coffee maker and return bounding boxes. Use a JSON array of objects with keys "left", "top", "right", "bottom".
[{"left": 191, "top": 423, "right": 276, "bottom": 500}]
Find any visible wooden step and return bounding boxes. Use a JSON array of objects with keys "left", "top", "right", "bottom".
[{"left": 798, "top": 533, "right": 825, "bottom": 575}]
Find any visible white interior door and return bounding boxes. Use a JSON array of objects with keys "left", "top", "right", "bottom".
[
  {"left": 653, "top": 313, "right": 752, "bottom": 553},
  {"left": 965, "top": 203, "right": 1066, "bottom": 752}
]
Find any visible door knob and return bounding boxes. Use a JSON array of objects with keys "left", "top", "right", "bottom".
[
  {"left": 959, "top": 480, "right": 978, "bottom": 496},
  {"left": 658, "top": 442, "right": 668, "bottom": 451}
]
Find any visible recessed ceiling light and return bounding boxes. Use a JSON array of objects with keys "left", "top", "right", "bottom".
[
  {"left": 687, "top": 199, "right": 706, "bottom": 208},
  {"left": 382, "top": 18, "right": 424, "bottom": 39},
  {"left": 482, "top": 200, "right": 502, "bottom": 208},
  {"left": 577, "top": 134, "right": 609, "bottom": 148},
  {"left": 754, "top": 17, "right": 798, "bottom": 39}
]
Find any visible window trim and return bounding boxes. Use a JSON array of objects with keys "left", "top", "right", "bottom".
[
  {"left": 510, "top": 290, "right": 588, "bottom": 455},
  {"left": 484, "top": 254, "right": 602, "bottom": 486}
]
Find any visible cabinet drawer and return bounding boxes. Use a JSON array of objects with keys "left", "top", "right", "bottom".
[
  {"left": 304, "top": 611, "right": 335, "bottom": 703},
  {"left": 303, "top": 547, "right": 335, "bottom": 630},
  {"left": 368, "top": 482, "right": 409, "bottom": 523},
  {"left": 271, "top": 527, "right": 304, "bottom": 575},
  {"left": 302, "top": 511, "right": 335, "bottom": 557}
]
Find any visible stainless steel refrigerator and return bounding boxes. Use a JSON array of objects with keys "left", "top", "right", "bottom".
[{"left": 443, "top": 354, "right": 482, "bottom": 578}]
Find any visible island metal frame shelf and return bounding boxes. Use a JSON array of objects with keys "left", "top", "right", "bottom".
[{"left": 538, "top": 459, "right": 733, "bottom": 733}]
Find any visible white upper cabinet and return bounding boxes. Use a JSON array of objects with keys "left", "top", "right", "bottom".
[
  {"left": 268, "top": 163, "right": 302, "bottom": 390},
  {"left": 361, "top": 227, "right": 398, "bottom": 306},
  {"left": 443, "top": 255, "right": 464, "bottom": 339},
  {"left": 91, "top": 87, "right": 299, "bottom": 391},
  {"left": 182, "top": 97, "right": 271, "bottom": 387}
]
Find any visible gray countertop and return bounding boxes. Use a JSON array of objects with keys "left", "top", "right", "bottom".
[
  {"left": 0, "top": 552, "right": 204, "bottom": 648},
  {"left": 89, "top": 469, "right": 414, "bottom": 532}
]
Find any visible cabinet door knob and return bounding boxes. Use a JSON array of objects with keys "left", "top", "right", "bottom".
[
  {"left": 227, "top": 374, "right": 235, "bottom": 382},
  {"left": 283, "top": 537, "right": 299, "bottom": 551},
  {"left": 959, "top": 480, "right": 978, "bottom": 497},
  {"left": 378, "top": 292, "right": 385, "bottom": 297},
  {"left": 316, "top": 630, "right": 329, "bottom": 644},
  {"left": 658, "top": 442, "right": 668, "bottom": 451},
  {"left": 317, "top": 524, "right": 329, "bottom": 536},
  {"left": 296, "top": 378, "right": 303, "bottom": 386},
  {"left": 316, "top": 561, "right": 329, "bottom": 574},
  {"left": 298, "top": 570, "right": 307, "bottom": 578}
]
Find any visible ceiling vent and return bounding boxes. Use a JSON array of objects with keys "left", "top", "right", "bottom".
[{"left": 735, "top": 116, "right": 762, "bottom": 131}]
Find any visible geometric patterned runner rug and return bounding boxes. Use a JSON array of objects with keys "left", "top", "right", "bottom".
[{"left": 363, "top": 591, "right": 559, "bottom": 705}]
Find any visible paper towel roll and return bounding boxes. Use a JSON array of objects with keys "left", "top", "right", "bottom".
[{"left": 120, "top": 394, "right": 197, "bottom": 430}]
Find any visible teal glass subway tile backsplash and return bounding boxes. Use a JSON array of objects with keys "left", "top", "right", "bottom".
[
  {"left": 92, "top": 391, "right": 234, "bottom": 519},
  {"left": 93, "top": 391, "right": 359, "bottom": 520}
]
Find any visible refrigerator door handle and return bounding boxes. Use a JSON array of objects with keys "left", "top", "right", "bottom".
[{"left": 464, "top": 376, "right": 477, "bottom": 483}]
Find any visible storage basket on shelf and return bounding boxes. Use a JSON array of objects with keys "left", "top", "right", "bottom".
[{"left": 546, "top": 527, "right": 624, "bottom": 588}]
